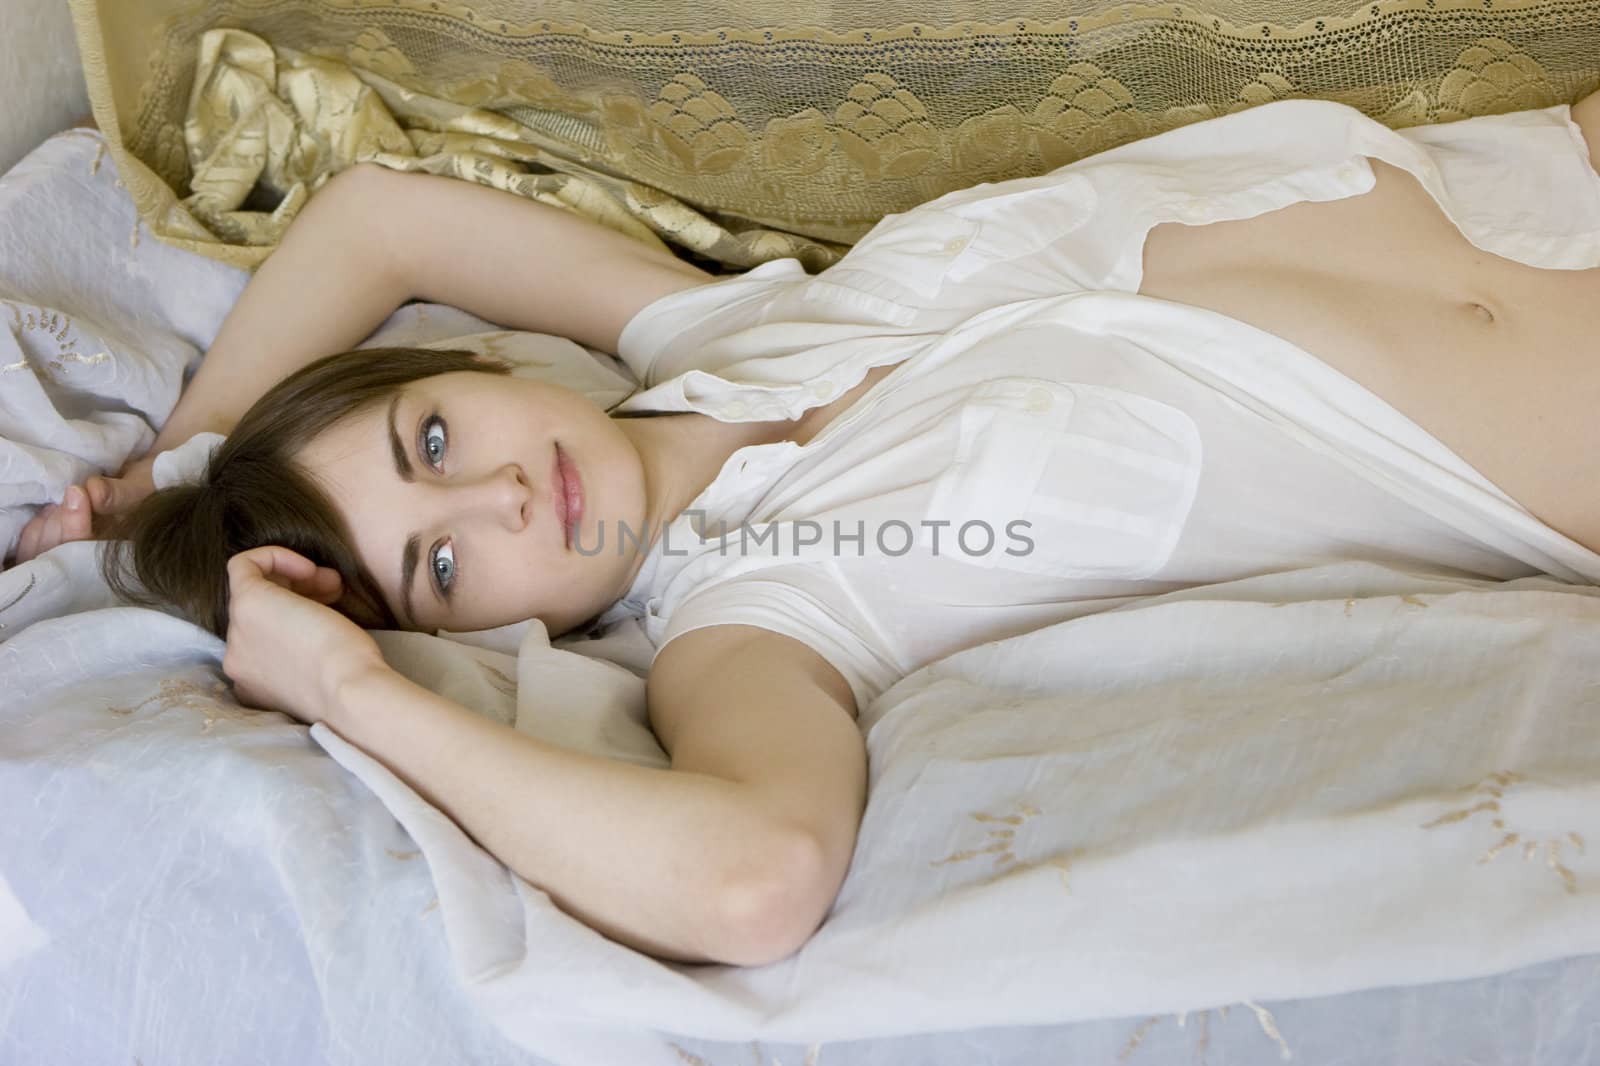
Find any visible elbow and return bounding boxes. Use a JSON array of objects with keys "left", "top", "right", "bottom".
[{"left": 709, "top": 831, "right": 837, "bottom": 967}]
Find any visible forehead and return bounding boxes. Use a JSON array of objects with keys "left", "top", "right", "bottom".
[{"left": 295, "top": 394, "right": 393, "bottom": 475}]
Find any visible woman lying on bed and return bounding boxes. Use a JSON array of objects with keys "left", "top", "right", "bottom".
[{"left": 12, "top": 91, "right": 1600, "bottom": 968}]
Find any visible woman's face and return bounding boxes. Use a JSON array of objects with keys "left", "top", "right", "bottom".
[{"left": 293, "top": 370, "right": 649, "bottom": 636}]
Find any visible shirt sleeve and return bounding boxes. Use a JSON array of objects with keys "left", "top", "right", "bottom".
[
  {"left": 805, "top": 166, "right": 1103, "bottom": 333},
  {"left": 614, "top": 258, "right": 810, "bottom": 386}
]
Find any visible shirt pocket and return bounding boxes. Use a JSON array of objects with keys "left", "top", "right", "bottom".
[{"left": 922, "top": 377, "right": 1202, "bottom": 580}]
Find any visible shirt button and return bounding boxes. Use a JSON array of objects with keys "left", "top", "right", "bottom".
[
  {"left": 1025, "top": 386, "right": 1053, "bottom": 413},
  {"left": 723, "top": 400, "right": 749, "bottom": 418},
  {"left": 942, "top": 235, "right": 969, "bottom": 254},
  {"left": 807, "top": 380, "right": 833, "bottom": 400},
  {"left": 1177, "top": 200, "right": 1207, "bottom": 222},
  {"left": 1336, "top": 162, "right": 1361, "bottom": 181}
]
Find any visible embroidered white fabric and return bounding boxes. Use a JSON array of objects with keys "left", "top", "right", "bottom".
[{"left": 5, "top": 128, "right": 1600, "bottom": 1066}]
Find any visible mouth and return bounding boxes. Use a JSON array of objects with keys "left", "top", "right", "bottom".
[{"left": 553, "top": 443, "right": 584, "bottom": 551}]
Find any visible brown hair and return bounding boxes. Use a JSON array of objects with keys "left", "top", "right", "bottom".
[{"left": 100, "top": 346, "right": 512, "bottom": 637}]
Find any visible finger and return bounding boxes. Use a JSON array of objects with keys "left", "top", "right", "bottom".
[
  {"left": 39, "top": 508, "right": 64, "bottom": 557},
  {"left": 227, "top": 545, "right": 319, "bottom": 590},
  {"left": 305, "top": 567, "right": 344, "bottom": 605},
  {"left": 263, "top": 561, "right": 343, "bottom": 601},
  {"left": 15, "top": 515, "right": 41, "bottom": 564},
  {"left": 85, "top": 476, "right": 112, "bottom": 513},
  {"left": 61, "top": 487, "right": 93, "bottom": 539},
  {"left": 89, "top": 475, "right": 138, "bottom": 515}
]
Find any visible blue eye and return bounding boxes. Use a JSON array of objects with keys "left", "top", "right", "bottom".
[
  {"left": 430, "top": 540, "right": 456, "bottom": 595},
  {"left": 420, "top": 414, "right": 447, "bottom": 471}
]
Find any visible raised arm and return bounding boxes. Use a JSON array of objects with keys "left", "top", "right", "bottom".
[
  {"left": 9, "top": 163, "right": 712, "bottom": 565},
  {"left": 151, "top": 161, "right": 710, "bottom": 468}
]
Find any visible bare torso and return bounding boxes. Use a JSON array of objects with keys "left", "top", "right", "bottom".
[
  {"left": 706, "top": 150, "right": 1600, "bottom": 559},
  {"left": 1140, "top": 158, "right": 1600, "bottom": 555}
]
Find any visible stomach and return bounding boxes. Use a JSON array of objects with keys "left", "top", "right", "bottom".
[{"left": 1138, "top": 158, "right": 1600, "bottom": 557}]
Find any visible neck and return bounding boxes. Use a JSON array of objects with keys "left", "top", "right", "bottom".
[{"left": 609, "top": 411, "right": 782, "bottom": 586}]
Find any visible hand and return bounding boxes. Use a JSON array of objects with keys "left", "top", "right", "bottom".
[
  {"left": 7, "top": 456, "right": 157, "bottom": 567},
  {"left": 222, "top": 546, "right": 388, "bottom": 726}
]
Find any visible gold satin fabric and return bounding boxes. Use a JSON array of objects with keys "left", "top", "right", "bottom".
[{"left": 67, "top": 0, "right": 1600, "bottom": 276}]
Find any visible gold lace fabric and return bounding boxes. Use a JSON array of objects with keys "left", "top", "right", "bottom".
[{"left": 67, "top": 0, "right": 1600, "bottom": 275}]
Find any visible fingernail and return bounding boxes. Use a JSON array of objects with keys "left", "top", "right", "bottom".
[{"left": 65, "top": 488, "right": 82, "bottom": 511}]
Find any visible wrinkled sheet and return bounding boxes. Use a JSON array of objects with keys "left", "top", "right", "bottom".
[{"left": 6, "top": 130, "right": 1600, "bottom": 1066}]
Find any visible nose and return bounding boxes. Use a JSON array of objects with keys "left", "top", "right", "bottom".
[{"left": 451, "top": 463, "right": 532, "bottom": 532}]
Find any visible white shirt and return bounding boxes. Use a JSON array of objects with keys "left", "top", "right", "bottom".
[{"left": 605, "top": 100, "right": 1600, "bottom": 709}]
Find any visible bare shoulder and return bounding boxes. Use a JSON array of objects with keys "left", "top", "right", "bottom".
[{"left": 1569, "top": 89, "right": 1600, "bottom": 176}]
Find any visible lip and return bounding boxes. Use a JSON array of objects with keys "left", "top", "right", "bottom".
[
  {"left": 553, "top": 443, "right": 584, "bottom": 551},
  {"left": 551, "top": 446, "right": 568, "bottom": 548}
]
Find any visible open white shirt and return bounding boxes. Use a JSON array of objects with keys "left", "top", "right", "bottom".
[{"left": 604, "top": 99, "right": 1600, "bottom": 709}]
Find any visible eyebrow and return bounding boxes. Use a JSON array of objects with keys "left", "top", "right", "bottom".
[{"left": 386, "top": 394, "right": 422, "bottom": 630}]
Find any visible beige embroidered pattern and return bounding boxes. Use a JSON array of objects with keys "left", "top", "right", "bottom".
[
  {"left": 1421, "top": 771, "right": 1586, "bottom": 893},
  {"left": 5, "top": 305, "right": 112, "bottom": 380},
  {"left": 1119, "top": 1002, "right": 1293, "bottom": 1062},
  {"left": 929, "top": 800, "right": 1076, "bottom": 889},
  {"left": 930, "top": 800, "right": 1041, "bottom": 873},
  {"left": 107, "top": 677, "right": 270, "bottom": 734},
  {"left": 667, "top": 1041, "right": 823, "bottom": 1066}
]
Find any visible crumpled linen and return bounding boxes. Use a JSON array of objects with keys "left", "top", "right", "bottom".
[{"left": 6, "top": 127, "right": 1600, "bottom": 1066}]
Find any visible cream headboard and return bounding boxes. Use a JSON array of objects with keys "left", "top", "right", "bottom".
[{"left": 64, "top": 1, "right": 1600, "bottom": 275}]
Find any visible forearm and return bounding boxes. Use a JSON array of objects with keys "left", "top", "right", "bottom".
[
  {"left": 145, "top": 166, "right": 408, "bottom": 459},
  {"left": 327, "top": 666, "right": 804, "bottom": 964}
]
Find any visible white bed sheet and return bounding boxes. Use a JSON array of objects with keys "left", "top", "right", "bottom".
[{"left": 5, "top": 130, "right": 1600, "bottom": 1066}]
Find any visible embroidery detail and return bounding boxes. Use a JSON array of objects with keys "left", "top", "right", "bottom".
[
  {"left": 1117, "top": 1016, "right": 1162, "bottom": 1060},
  {"left": 4, "top": 305, "right": 112, "bottom": 379},
  {"left": 928, "top": 801, "right": 1079, "bottom": 890},
  {"left": 1421, "top": 771, "right": 1583, "bottom": 894},
  {"left": 930, "top": 800, "right": 1042, "bottom": 873},
  {"left": 1118, "top": 1002, "right": 1291, "bottom": 1061},
  {"left": 666, "top": 1042, "right": 824, "bottom": 1066},
  {"left": 107, "top": 677, "right": 267, "bottom": 734},
  {"left": 0, "top": 574, "right": 36, "bottom": 630},
  {"left": 668, "top": 1037, "right": 825, "bottom": 1062}
]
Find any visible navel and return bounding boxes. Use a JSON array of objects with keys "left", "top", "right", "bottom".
[{"left": 1465, "top": 299, "right": 1497, "bottom": 325}]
